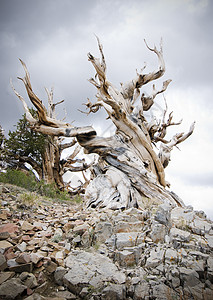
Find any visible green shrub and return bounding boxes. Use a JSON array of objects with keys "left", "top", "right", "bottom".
[
  {"left": 0, "top": 169, "right": 37, "bottom": 191},
  {"left": 18, "top": 192, "right": 40, "bottom": 207},
  {"left": 0, "top": 169, "right": 71, "bottom": 201}
]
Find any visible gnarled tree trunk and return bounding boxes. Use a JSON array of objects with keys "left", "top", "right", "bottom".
[{"left": 11, "top": 38, "right": 195, "bottom": 208}]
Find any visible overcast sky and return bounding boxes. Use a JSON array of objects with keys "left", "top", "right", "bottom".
[{"left": 0, "top": 0, "right": 213, "bottom": 218}]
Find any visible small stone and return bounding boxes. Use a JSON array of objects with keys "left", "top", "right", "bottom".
[
  {"left": 26, "top": 287, "right": 34, "bottom": 296},
  {"left": 21, "top": 221, "right": 34, "bottom": 231},
  {"left": 30, "top": 252, "right": 44, "bottom": 264},
  {"left": 134, "top": 281, "right": 149, "bottom": 300},
  {"left": 0, "top": 231, "right": 10, "bottom": 240},
  {"left": 4, "top": 248, "right": 16, "bottom": 260},
  {"left": 52, "top": 228, "right": 63, "bottom": 243},
  {"left": 37, "top": 271, "right": 46, "bottom": 285},
  {"left": 0, "top": 240, "right": 13, "bottom": 252},
  {"left": 35, "top": 281, "right": 48, "bottom": 294},
  {"left": 95, "top": 222, "right": 113, "bottom": 242},
  {"left": 0, "top": 271, "right": 15, "bottom": 284},
  {"left": 116, "top": 250, "right": 135, "bottom": 267},
  {"left": 24, "top": 293, "right": 43, "bottom": 300},
  {"left": 54, "top": 266, "right": 67, "bottom": 285},
  {"left": 81, "top": 230, "right": 90, "bottom": 247},
  {"left": 131, "top": 277, "right": 140, "bottom": 285},
  {"left": 7, "top": 258, "right": 18, "bottom": 268},
  {"left": 102, "top": 284, "right": 126, "bottom": 300},
  {"left": 16, "top": 253, "right": 31, "bottom": 264},
  {"left": 0, "top": 213, "right": 8, "bottom": 220},
  {"left": 16, "top": 241, "right": 27, "bottom": 252},
  {"left": 0, "top": 252, "right": 7, "bottom": 271},
  {"left": 55, "top": 250, "right": 64, "bottom": 261},
  {"left": 165, "top": 248, "right": 178, "bottom": 263},
  {"left": 0, "top": 223, "right": 19, "bottom": 234},
  {"left": 73, "top": 224, "right": 88, "bottom": 235},
  {"left": 114, "top": 232, "right": 142, "bottom": 250},
  {"left": 205, "top": 234, "right": 213, "bottom": 248},
  {"left": 0, "top": 278, "right": 27, "bottom": 299},
  {"left": 9, "top": 261, "right": 33, "bottom": 273},
  {"left": 54, "top": 290, "right": 76, "bottom": 299},
  {"left": 155, "top": 203, "right": 172, "bottom": 226},
  {"left": 22, "top": 235, "right": 31, "bottom": 241},
  {"left": 45, "top": 260, "right": 57, "bottom": 273},
  {"left": 152, "top": 283, "right": 177, "bottom": 299},
  {"left": 179, "top": 267, "right": 200, "bottom": 287},
  {"left": 20, "top": 272, "right": 38, "bottom": 288},
  {"left": 150, "top": 222, "right": 166, "bottom": 243},
  {"left": 170, "top": 227, "right": 191, "bottom": 242},
  {"left": 63, "top": 222, "right": 75, "bottom": 233},
  {"left": 72, "top": 235, "right": 81, "bottom": 244}
]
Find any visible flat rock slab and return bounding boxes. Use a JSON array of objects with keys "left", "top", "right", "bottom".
[
  {"left": 0, "top": 240, "right": 13, "bottom": 251},
  {"left": 64, "top": 250, "right": 126, "bottom": 295},
  {"left": 0, "top": 278, "right": 27, "bottom": 299}
]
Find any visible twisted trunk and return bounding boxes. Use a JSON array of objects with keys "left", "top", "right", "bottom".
[{"left": 11, "top": 38, "right": 195, "bottom": 209}]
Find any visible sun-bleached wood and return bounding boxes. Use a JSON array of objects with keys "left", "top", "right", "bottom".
[
  {"left": 12, "top": 38, "right": 195, "bottom": 208},
  {"left": 11, "top": 74, "right": 94, "bottom": 192}
]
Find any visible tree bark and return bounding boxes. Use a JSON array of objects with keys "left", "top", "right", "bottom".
[{"left": 12, "top": 38, "right": 195, "bottom": 208}]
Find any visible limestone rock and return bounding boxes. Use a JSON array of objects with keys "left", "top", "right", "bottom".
[
  {"left": 0, "top": 271, "right": 15, "bottom": 285},
  {"left": 169, "top": 227, "right": 191, "bottom": 242},
  {"left": 101, "top": 284, "right": 126, "bottom": 300},
  {"left": 95, "top": 221, "right": 113, "bottom": 242},
  {"left": 0, "top": 240, "right": 13, "bottom": 252},
  {"left": 0, "top": 278, "right": 27, "bottom": 299},
  {"left": 155, "top": 203, "right": 172, "bottom": 226},
  {"left": 179, "top": 267, "right": 200, "bottom": 287},
  {"left": 116, "top": 249, "right": 136, "bottom": 267},
  {"left": 146, "top": 246, "right": 165, "bottom": 268},
  {"left": 0, "top": 183, "right": 213, "bottom": 299},
  {"left": 107, "top": 232, "right": 143, "bottom": 250},
  {"left": 19, "top": 272, "right": 38, "bottom": 288},
  {"left": 150, "top": 222, "right": 166, "bottom": 243},
  {"left": 64, "top": 250, "right": 126, "bottom": 294},
  {"left": 21, "top": 221, "right": 35, "bottom": 231},
  {"left": 9, "top": 261, "right": 33, "bottom": 273},
  {"left": 134, "top": 281, "right": 149, "bottom": 300},
  {"left": 44, "top": 260, "right": 57, "bottom": 273},
  {"left": 54, "top": 266, "right": 68, "bottom": 285},
  {"left": 152, "top": 283, "right": 177, "bottom": 299},
  {"left": 0, "top": 252, "right": 7, "bottom": 271}
]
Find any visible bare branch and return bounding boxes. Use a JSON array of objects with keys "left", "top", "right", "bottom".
[
  {"left": 18, "top": 60, "right": 68, "bottom": 128},
  {"left": 154, "top": 96, "right": 182, "bottom": 141},
  {"left": 45, "top": 86, "right": 65, "bottom": 119},
  {"left": 141, "top": 79, "right": 172, "bottom": 111},
  {"left": 79, "top": 98, "right": 102, "bottom": 115},
  {"left": 143, "top": 38, "right": 165, "bottom": 84},
  {"left": 95, "top": 35, "right": 106, "bottom": 73},
  {"left": 10, "top": 79, "right": 37, "bottom": 125},
  {"left": 121, "top": 40, "right": 166, "bottom": 103},
  {"left": 158, "top": 122, "right": 195, "bottom": 168},
  {"left": 60, "top": 139, "right": 77, "bottom": 150},
  {"left": 176, "top": 121, "right": 196, "bottom": 145}
]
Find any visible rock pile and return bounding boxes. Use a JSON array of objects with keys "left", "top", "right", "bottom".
[{"left": 0, "top": 183, "right": 213, "bottom": 299}]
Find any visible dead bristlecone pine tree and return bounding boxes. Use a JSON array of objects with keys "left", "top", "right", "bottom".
[{"left": 11, "top": 37, "right": 195, "bottom": 209}]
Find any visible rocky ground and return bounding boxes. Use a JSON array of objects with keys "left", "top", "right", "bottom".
[{"left": 0, "top": 183, "right": 213, "bottom": 300}]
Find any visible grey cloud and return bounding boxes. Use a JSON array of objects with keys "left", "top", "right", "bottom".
[{"left": 183, "top": 173, "right": 213, "bottom": 187}]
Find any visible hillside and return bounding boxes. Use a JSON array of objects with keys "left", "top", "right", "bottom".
[{"left": 0, "top": 183, "right": 213, "bottom": 299}]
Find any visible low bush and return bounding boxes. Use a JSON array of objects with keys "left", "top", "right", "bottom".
[{"left": 0, "top": 169, "right": 71, "bottom": 201}]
